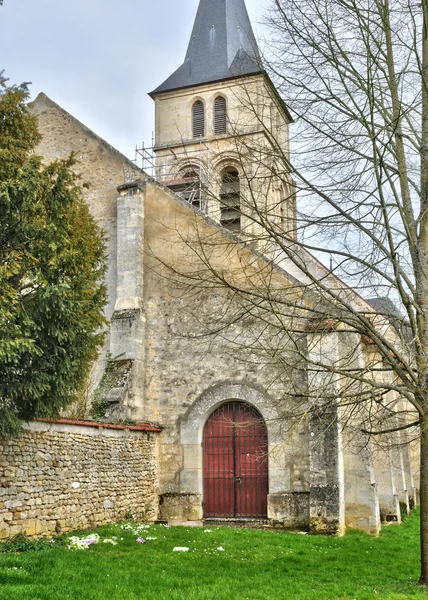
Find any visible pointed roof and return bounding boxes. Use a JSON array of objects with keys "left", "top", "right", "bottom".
[{"left": 150, "top": 0, "right": 262, "bottom": 97}]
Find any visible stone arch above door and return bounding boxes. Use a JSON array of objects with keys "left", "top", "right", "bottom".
[{"left": 179, "top": 383, "right": 287, "bottom": 499}]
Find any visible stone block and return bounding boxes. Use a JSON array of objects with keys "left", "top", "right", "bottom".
[
  {"left": 159, "top": 493, "right": 202, "bottom": 521},
  {"left": 5, "top": 500, "right": 22, "bottom": 509},
  {"left": 268, "top": 493, "right": 309, "bottom": 529},
  {"left": 23, "top": 519, "right": 38, "bottom": 537},
  {"left": 9, "top": 525, "right": 21, "bottom": 537},
  {"left": 309, "top": 485, "right": 342, "bottom": 535},
  {"left": 182, "top": 444, "right": 201, "bottom": 470},
  {"left": 0, "top": 523, "right": 10, "bottom": 539},
  {"left": 269, "top": 466, "right": 291, "bottom": 495}
]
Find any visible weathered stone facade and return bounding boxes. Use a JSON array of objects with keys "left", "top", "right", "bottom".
[
  {"left": 152, "top": 75, "right": 295, "bottom": 241},
  {"left": 21, "top": 0, "right": 420, "bottom": 537},
  {"left": 26, "top": 91, "right": 419, "bottom": 536},
  {"left": 0, "top": 420, "right": 159, "bottom": 539}
]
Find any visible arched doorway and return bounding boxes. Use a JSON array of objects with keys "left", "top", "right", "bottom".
[{"left": 203, "top": 402, "right": 268, "bottom": 518}]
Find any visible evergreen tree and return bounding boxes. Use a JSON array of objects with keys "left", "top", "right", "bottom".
[{"left": 0, "top": 73, "right": 107, "bottom": 436}]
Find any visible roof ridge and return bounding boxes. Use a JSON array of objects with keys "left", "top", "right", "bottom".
[{"left": 30, "top": 93, "right": 144, "bottom": 175}]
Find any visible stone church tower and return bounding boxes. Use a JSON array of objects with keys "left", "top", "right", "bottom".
[{"left": 149, "top": 0, "right": 295, "bottom": 238}]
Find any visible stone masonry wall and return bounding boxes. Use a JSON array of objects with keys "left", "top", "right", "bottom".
[
  {"left": 0, "top": 421, "right": 159, "bottom": 539},
  {"left": 141, "top": 184, "right": 311, "bottom": 524}
]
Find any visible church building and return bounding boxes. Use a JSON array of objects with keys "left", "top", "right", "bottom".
[{"left": 26, "top": 0, "right": 418, "bottom": 535}]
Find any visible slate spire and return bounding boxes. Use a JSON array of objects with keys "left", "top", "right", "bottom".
[{"left": 150, "top": 0, "right": 262, "bottom": 96}]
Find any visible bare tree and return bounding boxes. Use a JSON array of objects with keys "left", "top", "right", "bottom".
[
  {"left": 260, "top": 0, "right": 428, "bottom": 582},
  {"left": 145, "top": 0, "right": 428, "bottom": 585}
]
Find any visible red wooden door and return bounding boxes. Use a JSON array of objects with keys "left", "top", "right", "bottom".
[{"left": 203, "top": 402, "right": 268, "bottom": 518}]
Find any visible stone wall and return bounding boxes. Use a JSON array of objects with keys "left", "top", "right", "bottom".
[{"left": 0, "top": 420, "right": 160, "bottom": 539}]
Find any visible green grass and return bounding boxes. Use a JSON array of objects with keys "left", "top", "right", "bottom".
[{"left": 0, "top": 510, "right": 426, "bottom": 600}]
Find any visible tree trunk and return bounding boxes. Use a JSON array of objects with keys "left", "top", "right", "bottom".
[
  {"left": 420, "top": 415, "right": 428, "bottom": 584},
  {"left": 420, "top": 0, "right": 428, "bottom": 583}
]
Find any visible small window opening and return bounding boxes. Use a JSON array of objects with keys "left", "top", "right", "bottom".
[
  {"left": 192, "top": 101, "right": 205, "bottom": 138},
  {"left": 214, "top": 96, "right": 227, "bottom": 134},
  {"left": 220, "top": 168, "right": 241, "bottom": 232}
]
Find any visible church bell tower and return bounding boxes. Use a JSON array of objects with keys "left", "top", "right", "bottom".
[{"left": 149, "top": 0, "right": 295, "bottom": 238}]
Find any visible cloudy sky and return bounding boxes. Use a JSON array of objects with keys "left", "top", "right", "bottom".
[{"left": 0, "top": 0, "right": 268, "bottom": 160}]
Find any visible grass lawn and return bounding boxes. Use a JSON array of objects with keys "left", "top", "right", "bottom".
[{"left": 0, "top": 510, "right": 426, "bottom": 600}]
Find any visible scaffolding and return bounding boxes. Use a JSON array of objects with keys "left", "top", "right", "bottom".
[{"left": 134, "top": 139, "right": 211, "bottom": 212}]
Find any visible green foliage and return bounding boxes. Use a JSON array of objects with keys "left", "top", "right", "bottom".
[
  {"left": 0, "top": 73, "right": 41, "bottom": 180},
  {"left": 90, "top": 398, "right": 110, "bottom": 421},
  {"left": 0, "top": 73, "right": 107, "bottom": 436},
  {"left": 0, "top": 534, "right": 64, "bottom": 554}
]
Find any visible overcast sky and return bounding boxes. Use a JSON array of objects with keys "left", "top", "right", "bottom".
[{"left": 0, "top": 0, "right": 268, "bottom": 160}]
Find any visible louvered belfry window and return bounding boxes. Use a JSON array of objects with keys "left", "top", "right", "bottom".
[
  {"left": 192, "top": 100, "right": 205, "bottom": 138},
  {"left": 214, "top": 96, "right": 227, "bottom": 134},
  {"left": 220, "top": 168, "right": 241, "bottom": 232}
]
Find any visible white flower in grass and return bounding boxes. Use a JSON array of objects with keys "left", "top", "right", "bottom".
[
  {"left": 173, "top": 547, "right": 189, "bottom": 552},
  {"left": 67, "top": 533, "right": 100, "bottom": 550},
  {"left": 146, "top": 536, "right": 157, "bottom": 541},
  {"left": 203, "top": 529, "right": 212, "bottom": 533},
  {"left": 216, "top": 547, "right": 225, "bottom": 551},
  {"left": 120, "top": 522, "right": 151, "bottom": 535}
]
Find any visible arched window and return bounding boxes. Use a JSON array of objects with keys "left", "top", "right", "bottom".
[
  {"left": 214, "top": 96, "right": 227, "bottom": 134},
  {"left": 220, "top": 168, "right": 240, "bottom": 231},
  {"left": 192, "top": 100, "right": 205, "bottom": 138}
]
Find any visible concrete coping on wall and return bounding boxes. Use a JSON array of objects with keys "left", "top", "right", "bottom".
[
  {"left": 117, "top": 179, "right": 146, "bottom": 194},
  {"left": 33, "top": 418, "right": 162, "bottom": 433}
]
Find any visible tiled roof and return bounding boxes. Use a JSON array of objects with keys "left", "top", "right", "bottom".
[{"left": 35, "top": 418, "right": 162, "bottom": 432}]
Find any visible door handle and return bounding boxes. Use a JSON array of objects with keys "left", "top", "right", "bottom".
[{"left": 235, "top": 477, "right": 241, "bottom": 484}]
